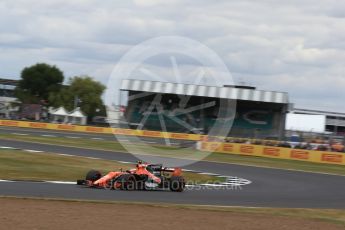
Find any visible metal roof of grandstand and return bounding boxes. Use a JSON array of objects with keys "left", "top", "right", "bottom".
[
  {"left": 120, "top": 79, "right": 289, "bottom": 104},
  {"left": 293, "top": 108, "right": 345, "bottom": 118},
  {"left": 0, "top": 78, "right": 19, "bottom": 86}
]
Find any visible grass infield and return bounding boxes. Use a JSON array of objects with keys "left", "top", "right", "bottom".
[{"left": 0, "top": 149, "right": 224, "bottom": 183}]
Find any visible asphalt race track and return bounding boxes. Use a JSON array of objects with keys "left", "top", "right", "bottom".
[{"left": 0, "top": 130, "right": 345, "bottom": 208}]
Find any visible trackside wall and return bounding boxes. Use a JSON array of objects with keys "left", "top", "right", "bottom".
[
  {"left": 201, "top": 141, "right": 345, "bottom": 166},
  {"left": 0, "top": 120, "right": 202, "bottom": 141}
]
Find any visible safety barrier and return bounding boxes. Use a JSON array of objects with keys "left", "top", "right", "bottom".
[
  {"left": 201, "top": 141, "right": 345, "bottom": 166},
  {"left": 0, "top": 120, "right": 203, "bottom": 141}
]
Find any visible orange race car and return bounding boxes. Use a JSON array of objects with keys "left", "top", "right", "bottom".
[{"left": 77, "top": 161, "right": 185, "bottom": 192}]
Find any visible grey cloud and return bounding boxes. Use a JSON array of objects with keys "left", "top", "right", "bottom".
[{"left": 0, "top": 0, "right": 344, "bottom": 112}]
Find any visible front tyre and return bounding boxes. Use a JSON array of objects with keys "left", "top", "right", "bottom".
[{"left": 85, "top": 170, "right": 102, "bottom": 182}]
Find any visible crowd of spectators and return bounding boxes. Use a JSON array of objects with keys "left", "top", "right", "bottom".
[{"left": 210, "top": 137, "right": 345, "bottom": 153}]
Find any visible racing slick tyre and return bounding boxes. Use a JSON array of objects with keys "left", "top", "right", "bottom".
[
  {"left": 169, "top": 176, "right": 185, "bottom": 192},
  {"left": 85, "top": 170, "right": 102, "bottom": 182},
  {"left": 119, "top": 174, "right": 137, "bottom": 191}
]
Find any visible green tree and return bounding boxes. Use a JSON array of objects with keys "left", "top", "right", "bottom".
[
  {"left": 15, "top": 63, "right": 64, "bottom": 103},
  {"left": 49, "top": 76, "right": 106, "bottom": 119}
]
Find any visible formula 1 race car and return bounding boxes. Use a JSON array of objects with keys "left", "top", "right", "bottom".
[{"left": 77, "top": 161, "right": 186, "bottom": 192}]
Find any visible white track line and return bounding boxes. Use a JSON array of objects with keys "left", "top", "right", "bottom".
[
  {"left": 24, "top": 150, "right": 44, "bottom": 153},
  {"left": 198, "top": 172, "right": 220, "bottom": 176},
  {"left": 0, "top": 180, "right": 15, "bottom": 183},
  {"left": 41, "top": 134, "right": 57, "bottom": 137},
  {"left": 56, "top": 153, "right": 74, "bottom": 157},
  {"left": 0, "top": 180, "right": 75, "bottom": 185},
  {"left": 0, "top": 146, "right": 16, "bottom": 149},
  {"left": 91, "top": 138, "right": 104, "bottom": 140},
  {"left": 0, "top": 177, "right": 251, "bottom": 187},
  {"left": 182, "top": 169, "right": 197, "bottom": 172},
  {"left": 85, "top": 157, "right": 102, "bottom": 160},
  {"left": 46, "top": 181, "right": 76, "bottom": 185},
  {"left": 11, "top": 133, "right": 28, "bottom": 136},
  {"left": 118, "top": 161, "right": 134, "bottom": 164},
  {"left": 66, "top": 136, "right": 81, "bottom": 139}
]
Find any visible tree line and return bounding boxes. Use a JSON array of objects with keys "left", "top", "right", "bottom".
[{"left": 15, "top": 63, "right": 106, "bottom": 119}]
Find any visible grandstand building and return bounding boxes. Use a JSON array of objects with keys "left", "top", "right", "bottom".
[
  {"left": 291, "top": 108, "right": 345, "bottom": 134},
  {"left": 0, "top": 78, "right": 19, "bottom": 118},
  {"left": 120, "top": 79, "right": 290, "bottom": 139},
  {"left": 0, "top": 78, "right": 45, "bottom": 120}
]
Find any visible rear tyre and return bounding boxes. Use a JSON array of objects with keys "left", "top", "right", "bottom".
[
  {"left": 170, "top": 176, "right": 185, "bottom": 192},
  {"left": 85, "top": 170, "right": 102, "bottom": 182}
]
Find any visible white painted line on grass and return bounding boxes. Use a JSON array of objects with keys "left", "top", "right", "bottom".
[
  {"left": 41, "top": 134, "right": 57, "bottom": 137},
  {"left": 66, "top": 136, "right": 81, "bottom": 139},
  {"left": 12, "top": 133, "right": 28, "bottom": 136}
]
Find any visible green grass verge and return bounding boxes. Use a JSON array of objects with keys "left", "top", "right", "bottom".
[
  {"left": 1, "top": 196, "right": 345, "bottom": 227},
  {"left": 0, "top": 149, "right": 224, "bottom": 183},
  {"left": 1, "top": 133, "right": 345, "bottom": 176}
]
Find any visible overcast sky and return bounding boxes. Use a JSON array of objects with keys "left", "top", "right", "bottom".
[{"left": 0, "top": 0, "right": 344, "bottom": 112}]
